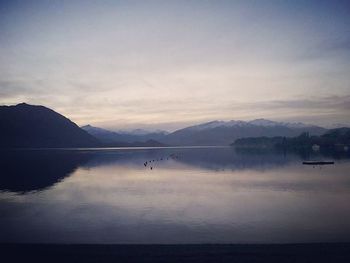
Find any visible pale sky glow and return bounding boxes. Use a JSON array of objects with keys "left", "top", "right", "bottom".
[{"left": 1, "top": 0, "right": 350, "bottom": 131}]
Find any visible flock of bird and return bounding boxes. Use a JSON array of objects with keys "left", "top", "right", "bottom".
[{"left": 143, "top": 153, "right": 180, "bottom": 170}]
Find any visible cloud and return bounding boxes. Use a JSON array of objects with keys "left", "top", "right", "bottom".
[
  {"left": 301, "top": 37, "right": 350, "bottom": 62},
  {"left": 1, "top": 1, "right": 350, "bottom": 130},
  {"left": 0, "top": 79, "right": 48, "bottom": 100},
  {"left": 256, "top": 95, "right": 350, "bottom": 111}
]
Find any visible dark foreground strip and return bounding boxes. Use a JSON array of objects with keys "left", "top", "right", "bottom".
[{"left": 1, "top": 243, "right": 350, "bottom": 263}]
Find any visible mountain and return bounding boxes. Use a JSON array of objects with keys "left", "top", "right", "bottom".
[
  {"left": 81, "top": 125, "right": 118, "bottom": 144},
  {"left": 248, "top": 119, "right": 311, "bottom": 129},
  {"left": 183, "top": 119, "right": 315, "bottom": 130},
  {"left": 81, "top": 124, "right": 168, "bottom": 144},
  {"left": 0, "top": 103, "right": 101, "bottom": 148},
  {"left": 159, "top": 119, "right": 327, "bottom": 146},
  {"left": 0, "top": 103, "right": 331, "bottom": 148},
  {"left": 322, "top": 127, "right": 350, "bottom": 144},
  {"left": 327, "top": 123, "right": 350, "bottom": 129},
  {"left": 117, "top": 128, "right": 169, "bottom": 136}
]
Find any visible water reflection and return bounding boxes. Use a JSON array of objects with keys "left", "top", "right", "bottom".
[
  {"left": 0, "top": 147, "right": 349, "bottom": 193},
  {"left": 0, "top": 150, "right": 92, "bottom": 193},
  {"left": 0, "top": 147, "right": 350, "bottom": 244}
]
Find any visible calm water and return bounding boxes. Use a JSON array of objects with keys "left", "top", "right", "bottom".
[{"left": 1, "top": 147, "right": 350, "bottom": 244}]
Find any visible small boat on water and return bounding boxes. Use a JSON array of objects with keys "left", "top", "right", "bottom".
[{"left": 302, "top": 161, "right": 334, "bottom": 165}]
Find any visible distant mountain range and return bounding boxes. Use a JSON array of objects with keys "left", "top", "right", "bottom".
[
  {"left": 0, "top": 103, "right": 336, "bottom": 148},
  {"left": 116, "top": 128, "right": 169, "bottom": 136},
  {"left": 156, "top": 119, "right": 327, "bottom": 146},
  {"left": 81, "top": 124, "right": 168, "bottom": 145},
  {"left": 82, "top": 119, "right": 327, "bottom": 146}
]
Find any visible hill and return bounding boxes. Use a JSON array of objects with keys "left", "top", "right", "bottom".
[
  {"left": 0, "top": 103, "right": 100, "bottom": 148},
  {"left": 232, "top": 128, "right": 350, "bottom": 152}
]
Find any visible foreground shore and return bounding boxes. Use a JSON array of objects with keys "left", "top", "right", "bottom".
[{"left": 1, "top": 243, "right": 350, "bottom": 263}]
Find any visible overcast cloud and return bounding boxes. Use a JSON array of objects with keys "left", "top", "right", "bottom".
[{"left": 1, "top": 0, "right": 350, "bottom": 131}]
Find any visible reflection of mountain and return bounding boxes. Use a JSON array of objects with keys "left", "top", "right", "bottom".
[
  {"left": 0, "top": 150, "right": 92, "bottom": 193},
  {"left": 172, "top": 147, "right": 350, "bottom": 171},
  {"left": 167, "top": 148, "right": 299, "bottom": 171},
  {"left": 2, "top": 147, "right": 348, "bottom": 194},
  {"left": 79, "top": 147, "right": 302, "bottom": 171}
]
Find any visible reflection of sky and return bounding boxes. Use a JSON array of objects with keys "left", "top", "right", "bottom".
[
  {"left": 1, "top": 0, "right": 350, "bottom": 130},
  {"left": 1, "top": 149, "right": 350, "bottom": 244}
]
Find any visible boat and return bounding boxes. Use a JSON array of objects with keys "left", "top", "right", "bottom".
[{"left": 302, "top": 161, "right": 334, "bottom": 165}]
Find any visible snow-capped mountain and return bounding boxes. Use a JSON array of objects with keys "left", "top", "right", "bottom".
[
  {"left": 187, "top": 120, "right": 249, "bottom": 131},
  {"left": 160, "top": 119, "right": 326, "bottom": 146},
  {"left": 326, "top": 123, "right": 350, "bottom": 129},
  {"left": 249, "top": 119, "right": 311, "bottom": 128},
  {"left": 82, "top": 119, "right": 328, "bottom": 146},
  {"left": 187, "top": 119, "right": 314, "bottom": 131}
]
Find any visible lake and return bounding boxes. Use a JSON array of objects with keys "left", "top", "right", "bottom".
[{"left": 1, "top": 147, "right": 350, "bottom": 244}]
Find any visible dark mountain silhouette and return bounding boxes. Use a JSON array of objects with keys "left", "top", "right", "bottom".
[
  {"left": 159, "top": 119, "right": 326, "bottom": 146},
  {"left": 0, "top": 103, "right": 100, "bottom": 148},
  {"left": 81, "top": 124, "right": 167, "bottom": 146}
]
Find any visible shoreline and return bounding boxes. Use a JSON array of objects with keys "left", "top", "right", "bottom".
[{"left": 0, "top": 145, "right": 229, "bottom": 151}]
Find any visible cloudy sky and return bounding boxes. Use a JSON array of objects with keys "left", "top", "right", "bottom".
[{"left": 1, "top": 0, "right": 350, "bottom": 131}]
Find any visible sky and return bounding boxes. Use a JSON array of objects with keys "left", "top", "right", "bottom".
[{"left": 1, "top": 0, "right": 350, "bottom": 131}]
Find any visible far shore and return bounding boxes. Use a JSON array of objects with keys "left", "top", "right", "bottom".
[{"left": 0, "top": 145, "right": 229, "bottom": 151}]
